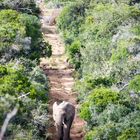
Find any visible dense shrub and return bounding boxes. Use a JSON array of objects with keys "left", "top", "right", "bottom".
[
  {"left": 57, "top": 0, "right": 140, "bottom": 139},
  {"left": 0, "top": 1, "right": 52, "bottom": 139},
  {"left": 57, "top": 1, "right": 87, "bottom": 69},
  {"left": 0, "top": 9, "right": 52, "bottom": 63},
  {"left": 0, "top": 61, "right": 49, "bottom": 139},
  {"left": 80, "top": 88, "right": 140, "bottom": 139},
  {"left": 74, "top": 76, "right": 113, "bottom": 101},
  {"left": 85, "top": 110, "right": 140, "bottom": 140},
  {"left": 128, "top": 75, "right": 140, "bottom": 93},
  {"left": 0, "top": 62, "right": 48, "bottom": 100},
  {"left": 0, "top": 0, "right": 40, "bottom": 15},
  {"left": 57, "top": 1, "right": 86, "bottom": 44},
  {"left": 67, "top": 40, "right": 82, "bottom": 69},
  {"left": 79, "top": 88, "right": 119, "bottom": 120}
]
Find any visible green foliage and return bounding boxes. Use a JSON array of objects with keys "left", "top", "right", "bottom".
[
  {"left": 111, "top": 41, "right": 130, "bottom": 63},
  {"left": 67, "top": 40, "right": 81, "bottom": 69},
  {"left": 85, "top": 124, "right": 139, "bottom": 140},
  {"left": 117, "top": 128, "right": 137, "bottom": 140},
  {"left": 58, "top": 0, "right": 140, "bottom": 81},
  {"left": 79, "top": 102, "right": 91, "bottom": 121},
  {"left": 0, "top": 1, "right": 52, "bottom": 139},
  {"left": 0, "top": 65, "right": 30, "bottom": 96},
  {"left": 89, "top": 0, "right": 140, "bottom": 5},
  {"left": 80, "top": 88, "right": 119, "bottom": 121},
  {"left": 128, "top": 75, "right": 140, "bottom": 93},
  {"left": 19, "top": 13, "right": 52, "bottom": 59},
  {"left": 85, "top": 124, "right": 118, "bottom": 140},
  {"left": 0, "top": 64, "right": 8, "bottom": 76},
  {"left": 84, "top": 104, "right": 140, "bottom": 139},
  {"left": 74, "top": 76, "right": 114, "bottom": 101},
  {"left": 0, "top": 61, "right": 49, "bottom": 139},
  {"left": 0, "top": 10, "right": 25, "bottom": 55},
  {"left": 88, "top": 88, "right": 119, "bottom": 107},
  {"left": 57, "top": 1, "right": 86, "bottom": 44},
  {"left": 0, "top": 62, "right": 48, "bottom": 101},
  {"left": 58, "top": 1, "right": 140, "bottom": 139},
  {"left": 0, "top": 9, "right": 52, "bottom": 62},
  {"left": 0, "top": 0, "right": 40, "bottom": 15}
]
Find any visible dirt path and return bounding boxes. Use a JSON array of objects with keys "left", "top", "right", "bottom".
[{"left": 39, "top": 1, "right": 85, "bottom": 140}]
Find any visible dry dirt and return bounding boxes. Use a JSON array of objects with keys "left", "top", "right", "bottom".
[{"left": 39, "top": 1, "right": 85, "bottom": 140}]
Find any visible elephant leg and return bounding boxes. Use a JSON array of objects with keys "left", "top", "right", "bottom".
[
  {"left": 55, "top": 123, "right": 63, "bottom": 140},
  {"left": 63, "top": 124, "right": 70, "bottom": 140},
  {"left": 63, "top": 116, "right": 74, "bottom": 140}
]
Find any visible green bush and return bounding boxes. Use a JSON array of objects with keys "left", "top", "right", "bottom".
[
  {"left": 0, "top": 10, "right": 25, "bottom": 56},
  {"left": 82, "top": 91, "right": 140, "bottom": 139},
  {"left": 0, "top": 61, "right": 49, "bottom": 139},
  {"left": 85, "top": 124, "right": 118, "bottom": 140},
  {"left": 67, "top": 40, "right": 82, "bottom": 69},
  {"left": 88, "top": 88, "right": 119, "bottom": 107},
  {"left": 79, "top": 102, "right": 91, "bottom": 121},
  {"left": 117, "top": 128, "right": 137, "bottom": 140},
  {"left": 74, "top": 75, "right": 114, "bottom": 101},
  {"left": 128, "top": 75, "right": 140, "bottom": 93},
  {"left": 19, "top": 13, "right": 52, "bottom": 59},
  {"left": 58, "top": 0, "right": 140, "bottom": 83},
  {"left": 0, "top": 62, "right": 48, "bottom": 101},
  {"left": 0, "top": 0, "right": 40, "bottom": 15},
  {"left": 85, "top": 110, "right": 140, "bottom": 140},
  {"left": 80, "top": 88, "right": 119, "bottom": 120},
  {"left": 0, "top": 9, "right": 52, "bottom": 62},
  {"left": 57, "top": 1, "right": 86, "bottom": 44},
  {"left": 57, "top": 0, "right": 140, "bottom": 139},
  {"left": 85, "top": 125, "right": 139, "bottom": 140},
  {"left": 0, "top": 1, "right": 52, "bottom": 139}
]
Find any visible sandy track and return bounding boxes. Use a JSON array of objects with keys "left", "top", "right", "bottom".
[{"left": 39, "top": 1, "right": 85, "bottom": 140}]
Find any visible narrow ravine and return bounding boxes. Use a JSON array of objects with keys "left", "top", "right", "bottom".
[{"left": 39, "top": 1, "right": 85, "bottom": 140}]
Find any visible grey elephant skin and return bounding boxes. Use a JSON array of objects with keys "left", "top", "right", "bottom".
[{"left": 53, "top": 101, "right": 75, "bottom": 140}]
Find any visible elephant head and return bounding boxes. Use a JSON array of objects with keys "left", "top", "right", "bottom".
[{"left": 53, "top": 101, "right": 75, "bottom": 140}]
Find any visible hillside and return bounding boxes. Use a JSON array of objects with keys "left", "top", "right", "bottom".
[
  {"left": 55, "top": 0, "right": 140, "bottom": 139},
  {"left": 0, "top": 0, "right": 140, "bottom": 140},
  {"left": 0, "top": 0, "right": 51, "bottom": 139}
]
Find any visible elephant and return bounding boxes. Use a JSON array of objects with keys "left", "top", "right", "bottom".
[{"left": 53, "top": 101, "right": 75, "bottom": 140}]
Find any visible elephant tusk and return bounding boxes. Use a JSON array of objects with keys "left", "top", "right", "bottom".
[{"left": 62, "top": 121, "right": 65, "bottom": 125}]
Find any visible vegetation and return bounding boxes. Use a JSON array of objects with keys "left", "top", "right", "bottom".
[
  {"left": 0, "top": 0, "right": 40, "bottom": 15},
  {"left": 0, "top": 61, "right": 49, "bottom": 139},
  {"left": 0, "top": 9, "right": 51, "bottom": 63},
  {"left": 56, "top": 0, "right": 140, "bottom": 139},
  {"left": 0, "top": 0, "right": 52, "bottom": 139},
  {"left": 1, "top": 0, "right": 140, "bottom": 139}
]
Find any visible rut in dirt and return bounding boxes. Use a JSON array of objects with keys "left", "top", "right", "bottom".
[{"left": 39, "top": 1, "right": 85, "bottom": 140}]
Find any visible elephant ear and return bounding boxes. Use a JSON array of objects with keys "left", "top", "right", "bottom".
[
  {"left": 65, "top": 104, "right": 75, "bottom": 121},
  {"left": 53, "top": 102, "right": 58, "bottom": 108}
]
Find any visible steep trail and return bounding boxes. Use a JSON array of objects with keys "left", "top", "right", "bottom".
[{"left": 39, "top": 1, "right": 85, "bottom": 140}]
